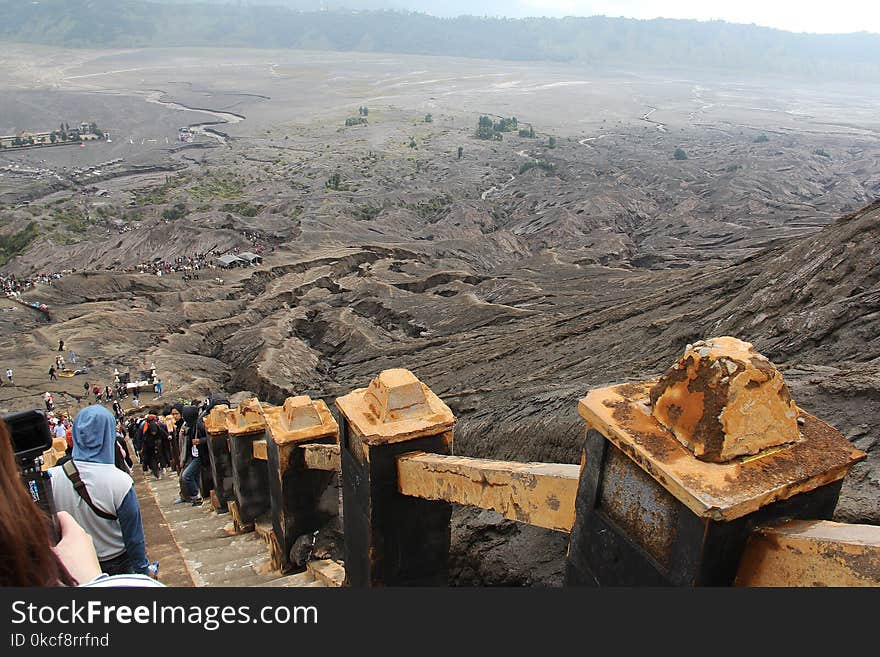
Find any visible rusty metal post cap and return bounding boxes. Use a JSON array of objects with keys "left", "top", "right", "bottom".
[
  {"left": 335, "top": 368, "right": 455, "bottom": 445},
  {"left": 225, "top": 397, "right": 267, "bottom": 435},
  {"left": 264, "top": 396, "right": 338, "bottom": 445},
  {"left": 204, "top": 404, "right": 230, "bottom": 434},
  {"left": 650, "top": 337, "right": 800, "bottom": 463}
]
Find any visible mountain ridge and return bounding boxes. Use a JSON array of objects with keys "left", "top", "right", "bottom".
[{"left": 2, "top": 1, "right": 880, "bottom": 80}]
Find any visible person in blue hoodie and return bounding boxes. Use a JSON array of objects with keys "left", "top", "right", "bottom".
[{"left": 48, "top": 405, "right": 151, "bottom": 576}]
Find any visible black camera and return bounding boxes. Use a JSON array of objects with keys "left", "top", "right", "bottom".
[{"left": 3, "top": 409, "right": 61, "bottom": 543}]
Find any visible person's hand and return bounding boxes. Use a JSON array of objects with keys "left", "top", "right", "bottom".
[
  {"left": 192, "top": 438, "right": 200, "bottom": 445},
  {"left": 51, "top": 511, "right": 101, "bottom": 585}
]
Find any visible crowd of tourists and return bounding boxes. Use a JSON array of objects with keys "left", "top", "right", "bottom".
[
  {"left": 0, "top": 334, "right": 213, "bottom": 588},
  {"left": 1, "top": 271, "right": 69, "bottom": 297},
  {"left": 239, "top": 230, "right": 270, "bottom": 251},
  {"left": 2, "top": 227, "right": 276, "bottom": 303},
  {"left": 125, "top": 251, "right": 219, "bottom": 277},
  {"left": 42, "top": 340, "right": 163, "bottom": 411},
  {"left": 125, "top": 398, "right": 213, "bottom": 507},
  {"left": 0, "top": 322, "right": 228, "bottom": 588},
  {"left": 1, "top": 249, "right": 228, "bottom": 296}
]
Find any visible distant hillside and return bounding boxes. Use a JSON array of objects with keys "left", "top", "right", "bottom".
[{"left": 2, "top": 0, "right": 880, "bottom": 80}]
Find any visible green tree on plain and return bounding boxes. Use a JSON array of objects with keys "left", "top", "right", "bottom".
[
  {"left": 476, "top": 115, "right": 495, "bottom": 139},
  {"left": 326, "top": 172, "right": 342, "bottom": 190}
]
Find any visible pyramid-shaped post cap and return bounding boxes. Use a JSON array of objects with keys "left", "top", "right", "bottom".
[
  {"left": 264, "top": 395, "right": 338, "bottom": 446},
  {"left": 204, "top": 404, "right": 230, "bottom": 434},
  {"left": 364, "top": 368, "right": 430, "bottom": 423},
  {"left": 283, "top": 396, "right": 322, "bottom": 430},
  {"left": 650, "top": 336, "right": 800, "bottom": 463},
  {"left": 335, "top": 368, "right": 455, "bottom": 445},
  {"left": 225, "top": 398, "right": 267, "bottom": 435}
]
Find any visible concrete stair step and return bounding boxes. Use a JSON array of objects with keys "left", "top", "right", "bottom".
[
  {"left": 207, "top": 566, "right": 282, "bottom": 587},
  {"left": 180, "top": 538, "right": 268, "bottom": 568},
  {"left": 143, "top": 469, "right": 300, "bottom": 587},
  {"left": 258, "top": 571, "right": 324, "bottom": 588},
  {"left": 195, "top": 556, "right": 279, "bottom": 586}
]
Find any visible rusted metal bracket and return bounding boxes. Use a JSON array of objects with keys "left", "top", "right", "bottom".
[{"left": 577, "top": 380, "right": 865, "bottom": 521}]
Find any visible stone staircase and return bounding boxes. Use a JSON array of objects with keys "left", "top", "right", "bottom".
[{"left": 143, "top": 471, "right": 339, "bottom": 587}]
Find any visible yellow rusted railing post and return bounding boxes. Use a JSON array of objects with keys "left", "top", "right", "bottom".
[
  {"left": 225, "top": 398, "right": 271, "bottom": 531},
  {"left": 263, "top": 395, "right": 339, "bottom": 573},
  {"left": 204, "top": 404, "right": 233, "bottom": 513},
  {"left": 335, "top": 368, "right": 455, "bottom": 586},
  {"left": 565, "top": 337, "right": 866, "bottom": 586}
]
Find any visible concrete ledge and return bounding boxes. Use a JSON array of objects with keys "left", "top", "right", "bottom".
[
  {"left": 735, "top": 519, "right": 880, "bottom": 587},
  {"left": 397, "top": 451, "right": 579, "bottom": 532}
]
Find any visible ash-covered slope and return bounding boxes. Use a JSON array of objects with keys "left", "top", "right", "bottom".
[
  {"left": 3, "top": 196, "right": 878, "bottom": 590},
  {"left": 706, "top": 198, "right": 880, "bottom": 365},
  {"left": 3, "top": 125, "right": 878, "bottom": 529}
]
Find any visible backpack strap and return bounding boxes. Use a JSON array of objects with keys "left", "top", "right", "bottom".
[{"left": 61, "top": 460, "right": 118, "bottom": 521}]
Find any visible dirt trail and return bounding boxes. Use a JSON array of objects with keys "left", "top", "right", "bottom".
[{"left": 641, "top": 106, "right": 667, "bottom": 131}]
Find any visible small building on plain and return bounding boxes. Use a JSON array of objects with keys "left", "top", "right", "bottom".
[
  {"left": 238, "top": 252, "right": 263, "bottom": 266},
  {"left": 217, "top": 254, "right": 246, "bottom": 269}
]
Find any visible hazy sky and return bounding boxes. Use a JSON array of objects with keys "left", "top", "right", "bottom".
[{"left": 509, "top": 0, "right": 878, "bottom": 34}]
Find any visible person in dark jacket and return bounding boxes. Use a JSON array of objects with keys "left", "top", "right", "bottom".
[
  {"left": 170, "top": 404, "right": 207, "bottom": 505},
  {"left": 157, "top": 411, "right": 176, "bottom": 474},
  {"left": 112, "top": 399, "right": 123, "bottom": 423},
  {"left": 127, "top": 418, "right": 142, "bottom": 457},
  {"left": 140, "top": 418, "right": 167, "bottom": 479}
]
